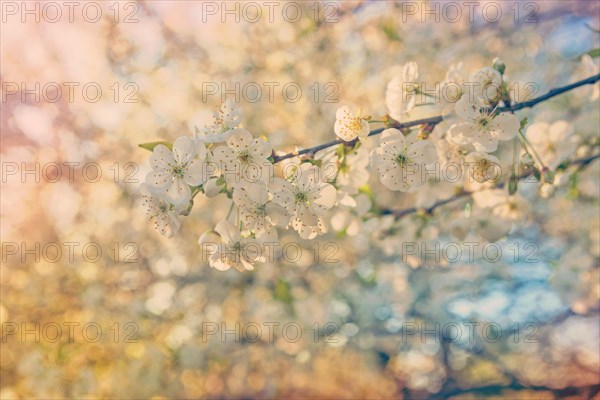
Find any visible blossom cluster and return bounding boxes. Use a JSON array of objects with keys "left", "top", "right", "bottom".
[{"left": 141, "top": 58, "right": 595, "bottom": 271}]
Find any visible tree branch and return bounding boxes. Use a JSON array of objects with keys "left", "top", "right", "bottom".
[
  {"left": 380, "top": 153, "right": 600, "bottom": 219},
  {"left": 272, "top": 74, "right": 600, "bottom": 163}
]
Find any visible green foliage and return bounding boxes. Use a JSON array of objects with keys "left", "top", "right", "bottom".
[{"left": 138, "top": 141, "right": 173, "bottom": 151}]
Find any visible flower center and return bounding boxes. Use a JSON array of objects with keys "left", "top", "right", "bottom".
[
  {"left": 395, "top": 153, "right": 410, "bottom": 167},
  {"left": 172, "top": 164, "right": 186, "bottom": 178},
  {"left": 349, "top": 118, "right": 362, "bottom": 132},
  {"left": 478, "top": 159, "right": 491, "bottom": 172},
  {"left": 255, "top": 204, "right": 267, "bottom": 215},
  {"left": 295, "top": 191, "right": 308, "bottom": 203},
  {"left": 239, "top": 151, "right": 251, "bottom": 164},
  {"left": 406, "top": 83, "right": 419, "bottom": 95},
  {"left": 478, "top": 117, "right": 490, "bottom": 129}
]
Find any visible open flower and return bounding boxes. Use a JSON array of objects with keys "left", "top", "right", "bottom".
[
  {"left": 334, "top": 106, "right": 370, "bottom": 142},
  {"left": 370, "top": 129, "right": 437, "bottom": 192},
  {"left": 202, "top": 220, "right": 264, "bottom": 272},
  {"left": 336, "top": 146, "right": 370, "bottom": 195},
  {"left": 464, "top": 151, "right": 502, "bottom": 189},
  {"left": 473, "top": 189, "right": 530, "bottom": 223},
  {"left": 145, "top": 136, "right": 210, "bottom": 205},
  {"left": 269, "top": 163, "right": 337, "bottom": 239},
  {"left": 314, "top": 145, "right": 370, "bottom": 196},
  {"left": 437, "top": 63, "right": 466, "bottom": 113},
  {"left": 195, "top": 99, "right": 243, "bottom": 143},
  {"left": 212, "top": 129, "right": 273, "bottom": 188},
  {"left": 448, "top": 96, "right": 519, "bottom": 152},
  {"left": 140, "top": 184, "right": 185, "bottom": 238},
  {"left": 233, "top": 183, "right": 288, "bottom": 240},
  {"left": 469, "top": 66, "right": 502, "bottom": 104},
  {"left": 386, "top": 61, "right": 419, "bottom": 120},
  {"left": 526, "top": 120, "right": 577, "bottom": 171}
]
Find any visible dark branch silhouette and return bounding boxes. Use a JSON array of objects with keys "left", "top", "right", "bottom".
[{"left": 272, "top": 74, "right": 600, "bottom": 163}]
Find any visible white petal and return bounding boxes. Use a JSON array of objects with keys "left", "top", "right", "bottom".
[
  {"left": 172, "top": 136, "right": 197, "bottom": 165},
  {"left": 455, "top": 96, "right": 480, "bottom": 121},
  {"left": 185, "top": 158, "right": 210, "bottom": 186},
  {"left": 490, "top": 113, "right": 519, "bottom": 141},
  {"left": 150, "top": 145, "right": 175, "bottom": 170},
  {"left": 145, "top": 169, "right": 172, "bottom": 192},
  {"left": 409, "top": 140, "right": 438, "bottom": 165},
  {"left": 214, "top": 220, "right": 239, "bottom": 243},
  {"left": 314, "top": 183, "right": 337, "bottom": 209},
  {"left": 269, "top": 178, "right": 295, "bottom": 209},
  {"left": 226, "top": 128, "right": 253, "bottom": 152},
  {"left": 203, "top": 178, "right": 221, "bottom": 198},
  {"left": 165, "top": 178, "right": 191, "bottom": 205},
  {"left": 525, "top": 122, "right": 550, "bottom": 145},
  {"left": 549, "top": 120, "right": 573, "bottom": 143},
  {"left": 357, "top": 120, "right": 370, "bottom": 141},
  {"left": 250, "top": 138, "right": 273, "bottom": 159},
  {"left": 209, "top": 253, "right": 231, "bottom": 271},
  {"left": 266, "top": 203, "right": 290, "bottom": 226},
  {"left": 403, "top": 61, "right": 419, "bottom": 81}
]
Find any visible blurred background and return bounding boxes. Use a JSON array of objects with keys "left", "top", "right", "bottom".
[{"left": 1, "top": 0, "right": 599, "bottom": 398}]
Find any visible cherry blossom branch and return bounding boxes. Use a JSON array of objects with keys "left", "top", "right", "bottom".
[
  {"left": 380, "top": 152, "right": 600, "bottom": 219},
  {"left": 272, "top": 73, "right": 600, "bottom": 163}
]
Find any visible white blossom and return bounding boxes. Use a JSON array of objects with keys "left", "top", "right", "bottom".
[
  {"left": 337, "top": 146, "right": 370, "bottom": 195},
  {"left": 432, "top": 136, "right": 471, "bottom": 185},
  {"left": 315, "top": 145, "right": 370, "bottom": 196},
  {"left": 269, "top": 163, "right": 337, "bottom": 239},
  {"left": 464, "top": 151, "right": 502, "bottom": 189},
  {"left": 140, "top": 184, "right": 185, "bottom": 238},
  {"left": 203, "top": 220, "right": 264, "bottom": 272},
  {"left": 370, "top": 129, "right": 437, "bottom": 192},
  {"left": 386, "top": 62, "right": 419, "bottom": 120},
  {"left": 448, "top": 96, "right": 519, "bottom": 152},
  {"left": 526, "top": 121, "right": 577, "bottom": 171},
  {"left": 195, "top": 99, "right": 243, "bottom": 143},
  {"left": 330, "top": 193, "right": 372, "bottom": 236},
  {"left": 212, "top": 129, "right": 273, "bottom": 188},
  {"left": 145, "top": 136, "right": 210, "bottom": 206},
  {"left": 469, "top": 66, "right": 502, "bottom": 104},
  {"left": 334, "top": 106, "right": 370, "bottom": 142},
  {"left": 438, "top": 63, "right": 466, "bottom": 112},
  {"left": 473, "top": 189, "right": 530, "bottom": 223},
  {"left": 233, "top": 183, "right": 288, "bottom": 240}
]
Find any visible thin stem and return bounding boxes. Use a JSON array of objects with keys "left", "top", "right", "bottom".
[
  {"left": 518, "top": 130, "right": 548, "bottom": 172},
  {"left": 272, "top": 74, "right": 600, "bottom": 163},
  {"left": 226, "top": 201, "right": 235, "bottom": 221}
]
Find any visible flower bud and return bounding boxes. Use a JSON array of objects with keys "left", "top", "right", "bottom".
[
  {"left": 198, "top": 230, "right": 220, "bottom": 246},
  {"left": 203, "top": 178, "right": 221, "bottom": 198},
  {"left": 492, "top": 57, "right": 506, "bottom": 75}
]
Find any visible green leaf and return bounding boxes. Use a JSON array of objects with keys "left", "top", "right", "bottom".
[
  {"left": 274, "top": 279, "right": 293, "bottom": 305},
  {"left": 519, "top": 117, "right": 528, "bottom": 130},
  {"left": 381, "top": 22, "right": 401, "bottom": 42},
  {"left": 335, "top": 229, "right": 348, "bottom": 239},
  {"left": 138, "top": 141, "right": 172, "bottom": 151},
  {"left": 587, "top": 48, "right": 600, "bottom": 58}
]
